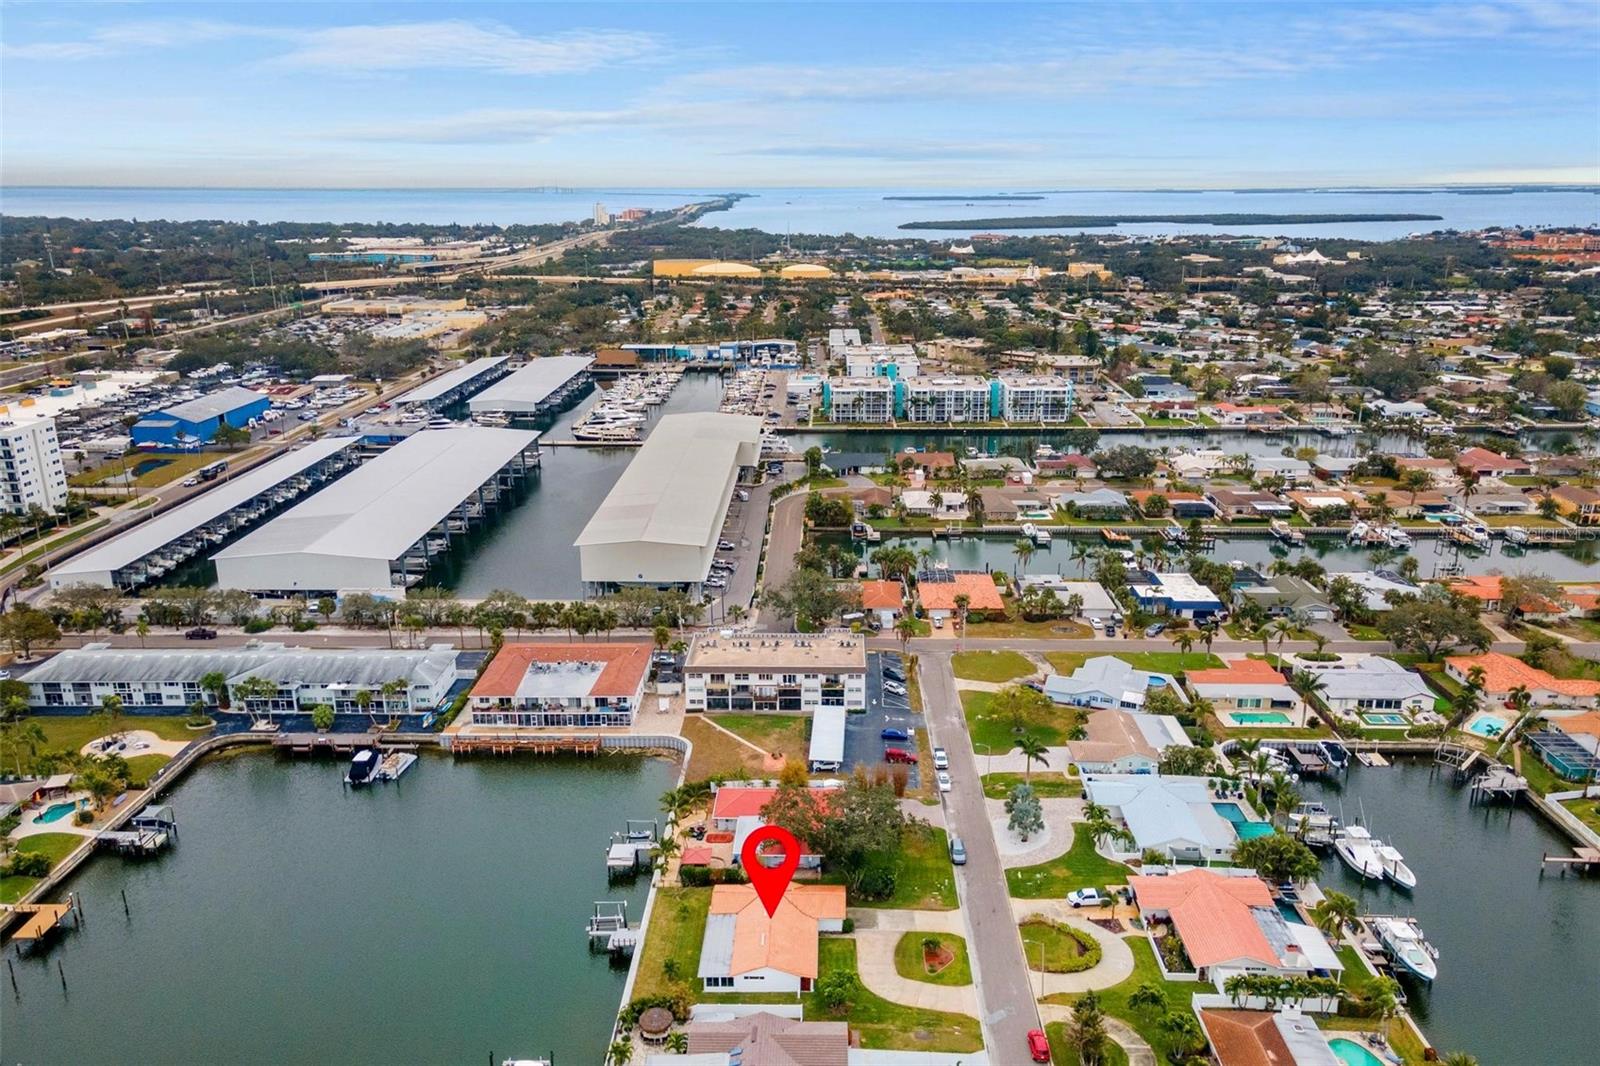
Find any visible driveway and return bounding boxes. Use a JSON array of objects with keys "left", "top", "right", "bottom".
[
  {"left": 757, "top": 490, "right": 807, "bottom": 630},
  {"left": 915, "top": 650, "right": 1042, "bottom": 1055},
  {"left": 852, "top": 928, "right": 982, "bottom": 1015},
  {"left": 1009, "top": 900, "right": 1136, "bottom": 994}
]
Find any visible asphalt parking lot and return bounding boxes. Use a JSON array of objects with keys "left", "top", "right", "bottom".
[{"left": 841, "top": 651, "right": 919, "bottom": 789}]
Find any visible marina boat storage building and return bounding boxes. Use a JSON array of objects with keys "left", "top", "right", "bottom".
[
  {"left": 214, "top": 427, "right": 540, "bottom": 594},
  {"left": 49, "top": 436, "right": 363, "bottom": 590},
  {"left": 391, "top": 355, "right": 510, "bottom": 411},
  {"left": 575, "top": 412, "right": 761, "bottom": 595},
  {"left": 130, "top": 386, "right": 270, "bottom": 447},
  {"left": 685, "top": 632, "right": 867, "bottom": 713},
  {"left": 466, "top": 355, "right": 594, "bottom": 418},
  {"left": 18, "top": 643, "right": 460, "bottom": 715},
  {"left": 463, "top": 642, "right": 652, "bottom": 728}
]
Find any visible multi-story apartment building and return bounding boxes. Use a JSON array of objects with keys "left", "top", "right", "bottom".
[
  {"left": 821, "top": 378, "right": 896, "bottom": 423},
  {"left": 465, "top": 642, "right": 652, "bottom": 728},
  {"left": 901, "top": 375, "right": 992, "bottom": 423},
  {"left": 841, "top": 343, "right": 920, "bottom": 379},
  {"left": 997, "top": 373, "right": 1076, "bottom": 422},
  {"left": 685, "top": 633, "right": 867, "bottom": 713},
  {"left": 0, "top": 414, "right": 68, "bottom": 515}
]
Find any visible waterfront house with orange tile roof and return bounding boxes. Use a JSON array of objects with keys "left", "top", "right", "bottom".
[
  {"left": 915, "top": 571, "right": 1005, "bottom": 624},
  {"left": 698, "top": 884, "right": 847, "bottom": 995},
  {"left": 464, "top": 642, "right": 651, "bottom": 728},
  {"left": 1444, "top": 651, "right": 1600, "bottom": 708},
  {"left": 1198, "top": 1008, "right": 1342, "bottom": 1066},
  {"left": 859, "top": 578, "right": 905, "bottom": 628}
]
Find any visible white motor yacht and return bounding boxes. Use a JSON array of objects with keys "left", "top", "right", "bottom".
[
  {"left": 1377, "top": 842, "right": 1417, "bottom": 890},
  {"left": 1372, "top": 916, "right": 1438, "bottom": 982},
  {"left": 1333, "top": 825, "right": 1385, "bottom": 880}
]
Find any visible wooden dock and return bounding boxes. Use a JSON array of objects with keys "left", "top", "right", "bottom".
[
  {"left": 273, "top": 732, "right": 378, "bottom": 754},
  {"left": 1470, "top": 766, "right": 1528, "bottom": 802},
  {"left": 6, "top": 900, "right": 76, "bottom": 943},
  {"left": 1540, "top": 847, "right": 1600, "bottom": 874}
]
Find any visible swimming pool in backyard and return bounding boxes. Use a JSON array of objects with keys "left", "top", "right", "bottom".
[
  {"left": 1464, "top": 712, "right": 1510, "bottom": 739},
  {"left": 1361, "top": 713, "right": 1409, "bottom": 727},
  {"left": 32, "top": 799, "right": 86, "bottom": 824},
  {"left": 1212, "top": 802, "right": 1277, "bottom": 840},
  {"left": 1327, "top": 1037, "right": 1386, "bottom": 1066},
  {"left": 1230, "top": 711, "right": 1293, "bottom": 725}
]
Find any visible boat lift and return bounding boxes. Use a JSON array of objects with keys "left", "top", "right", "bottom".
[{"left": 585, "top": 901, "right": 637, "bottom": 956}]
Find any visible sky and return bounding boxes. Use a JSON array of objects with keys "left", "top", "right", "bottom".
[{"left": 2, "top": 0, "right": 1598, "bottom": 189}]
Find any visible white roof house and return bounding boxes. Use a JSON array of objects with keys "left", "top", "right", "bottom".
[
  {"left": 1327, "top": 570, "right": 1421, "bottom": 612},
  {"left": 214, "top": 427, "right": 538, "bottom": 593},
  {"left": 576, "top": 413, "right": 762, "bottom": 590},
  {"left": 1017, "top": 578, "right": 1119, "bottom": 620},
  {"left": 1305, "top": 657, "right": 1436, "bottom": 713},
  {"left": 1045, "top": 655, "right": 1187, "bottom": 710},
  {"left": 1083, "top": 775, "right": 1237, "bottom": 861}
]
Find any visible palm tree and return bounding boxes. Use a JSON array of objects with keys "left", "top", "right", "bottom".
[
  {"left": 1440, "top": 1053, "right": 1479, "bottom": 1066},
  {"left": 607, "top": 1038, "right": 634, "bottom": 1065},
  {"left": 1169, "top": 630, "right": 1195, "bottom": 656},
  {"left": 894, "top": 614, "right": 918, "bottom": 655},
  {"left": 665, "top": 1032, "right": 689, "bottom": 1055},
  {"left": 1269, "top": 616, "right": 1295, "bottom": 663},
  {"left": 1495, "top": 684, "right": 1536, "bottom": 757},
  {"left": 1312, "top": 890, "right": 1358, "bottom": 936},
  {"left": 1222, "top": 972, "right": 1250, "bottom": 1007},
  {"left": 1071, "top": 539, "right": 1092, "bottom": 578},
  {"left": 1012, "top": 537, "right": 1035, "bottom": 579},
  {"left": 1159, "top": 1011, "right": 1204, "bottom": 1058},
  {"left": 1013, "top": 734, "right": 1049, "bottom": 782},
  {"left": 1289, "top": 669, "right": 1326, "bottom": 713},
  {"left": 199, "top": 670, "right": 230, "bottom": 710},
  {"left": 1127, "top": 981, "right": 1169, "bottom": 1015}
]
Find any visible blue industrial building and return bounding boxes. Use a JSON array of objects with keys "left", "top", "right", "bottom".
[{"left": 131, "top": 386, "right": 271, "bottom": 448}]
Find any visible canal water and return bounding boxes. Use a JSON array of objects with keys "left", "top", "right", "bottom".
[
  {"left": 825, "top": 530, "right": 1600, "bottom": 582},
  {"left": 4, "top": 751, "right": 677, "bottom": 1066},
  {"left": 1301, "top": 761, "right": 1600, "bottom": 1066}
]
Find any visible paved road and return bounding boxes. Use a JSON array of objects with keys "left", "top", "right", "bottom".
[
  {"left": 916, "top": 649, "right": 1040, "bottom": 1057},
  {"left": 874, "top": 635, "right": 1599, "bottom": 660},
  {"left": 757, "top": 491, "right": 807, "bottom": 630}
]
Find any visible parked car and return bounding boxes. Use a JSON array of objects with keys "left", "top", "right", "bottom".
[
  {"left": 932, "top": 746, "right": 949, "bottom": 770},
  {"left": 882, "top": 664, "right": 905, "bottom": 682},
  {"left": 948, "top": 835, "right": 967, "bottom": 865},
  {"left": 936, "top": 770, "right": 952, "bottom": 793},
  {"left": 1027, "top": 1028, "right": 1051, "bottom": 1063},
  {"left": 182, "top": 477, "right": 200, "bottom": 487},
  {"left": 1144, "top": 622, "right": 1167, "bottom": 637},
  {"left": 1104, "top": 621, "right": 1118, "bottom": 637},
  {"left": 718, "top": 540, "right": 736, "bottom": 551},
  {"left": 883, "top": 747, "right": 917, "bottom": 765},
  {"left": 1067, "top": 888, "right": 1104, "bottom": 908},
  {"left": 882, "top": 680, "right": 907, "bottom": 696},
  {"left": 185, "top": 627, "right": 217, "bottom": 640},
  {"left": 880, "top": 728, "right": 910, "bottom": 741}
]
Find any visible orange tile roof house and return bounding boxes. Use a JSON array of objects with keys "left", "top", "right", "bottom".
[
  {"left": 463, "top": 642, "right": 651, "bottom": 728},
  {"left": 1444, "top": 651, "right": 1600, "bottom": 708},
  {"left": 1455, "top": 446, "right": 1532, "bottom": 477},
  {"left": 1128, "top": 869, "right": 1343, "bottom": 985},
  {"left": 1198, "top": 1008, "right": 1342, "bottom": 1066},
  {"left": 1446, "top": 575, "right": 1569, "bottom": 619},
  {"left": 698, "top": 884, "right": 847, "bottom": 994},
  {"left": 859, "top": 578, "right": 905, "bottom": 622},
  {"left": 915, "top": 571, "right": 1006, "bottom": 623}
]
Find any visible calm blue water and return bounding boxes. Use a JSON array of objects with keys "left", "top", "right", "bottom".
[{"left": 3, "top": 186, "right": 1595, "bottom": 238}]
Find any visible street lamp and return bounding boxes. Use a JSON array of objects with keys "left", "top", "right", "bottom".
[{"left": 975, "top": 742, "right": 992, "bottom": 776}]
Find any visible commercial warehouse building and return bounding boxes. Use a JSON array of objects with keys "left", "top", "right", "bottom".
[
  {"left": 467, "top": 355, "right": 594, "bottom": 418},
  {"left": 684, "top": 633, "right": 868, "bottom": 713},
  {"left": 18, "top": 643, "right": 461, "bottom": 715},
  {"left": 214, "top": 427, "right": 540, "bottom": 594},
  {"left": 49, "top": 435, "right": 364, "bottom": 590},
  {"left": 130, "top": 386, "right": 270, "bottom": 447},
  {"left": 392, "top": 355, "right": 510, "bottom": 410},
  {"left": 575, "top": 412, "right": 761, "bottom": 595}
]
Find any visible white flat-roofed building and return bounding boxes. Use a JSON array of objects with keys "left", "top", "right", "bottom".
[
  {"left": 575, "top": 412, "right": 761, "bottom": 595},
  {"left": 901, "top": 375, "right": 991, "bottom": 423},
  {"left": 997, "top": 372, "right": 1075, "bottom": 423},
  {"left": 1017, "top": 577, "right": 1119, "bottom": 621},
  {"left": 841, "top": 343, "right": 920, "bottom": 379},
  {"left": 18, "top": 642, "right": 459, "bottom": 715},
  {"left": 392, "top": 355, "right": 510, "bottom": 409},
  {"left": 49, "top": 436, "right": 363, "bottom": 590},
  {"left": 685, "top": 632, "right": 867, "bottom": 712},
  {"left": 467, "top": 355, "right": 594, "bottom": 417},
  {"left": 214, "top": 427, "right": 540, "bottom": 594},
  {"left": 0, "top": 413, "right": 67, "bottom": 514},
  {"left": 821, "top": 378, "right": 895, "bottom": 422}
]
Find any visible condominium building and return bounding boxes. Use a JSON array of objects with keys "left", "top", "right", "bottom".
[
  {"left": 997, "top": 372, "right": 1076, "bottom": 422},
  {"left": 0, "top": 414, "right": 68, "bottom": 514},
  {"left": 821, "top": 378, "right": 896, "bottom": 423},
  {"left": 685, "top": 633, "right": 867, "bottom": 712},
  {"left": 465, "top": 642, "right": 652, "bottom": 728},
  {"left": 901, "top": 375, "right": 992, "bottom": 423},
  {"left": 841, "top": 343, "right": 920, "bottom": 379}
]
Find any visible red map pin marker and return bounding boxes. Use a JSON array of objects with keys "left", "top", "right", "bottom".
[{"left": 741, "top": 824, "right": 801, "bottom": 917}]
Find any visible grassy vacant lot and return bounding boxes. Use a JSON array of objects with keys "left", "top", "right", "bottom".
[
  {"left": 805, "top": 938, "right": 983, "bottom": 1053},
  {"left": 0, "top": 832, "right": 86, "bottom": 904},
  {"left": 1043, "top": 651, "right": 1222, "bottom": 677},
  {"left": 1007, "top": 824, "right": 1131, "bottom": 898},
  {"left": 709, "top": 713, "right": 810, "bottom": 763},
  {"left": 681, "top": 715, "right": 773, "bottom": 779},
  {"left": 962, "top": 689, "right": 1078, "bottom": 749},
  {"left": 70, "top": 451, "right": 228, "bottom": 489},
  {"left": 981, "top": 771, "right": 1082, "bottom": 799},
  {"left": 893, "top": 931, "right": 973, "bottom": 986},
  {"left": 1042, "top": 936, "right": 1203, "bottom": 1062},
  {"left": 1560, "top": 795, "right": 1600, "bottom": 835},
  {"left": 630, "top": 886, "right": 711, "bottom": 1002},
  {"left": 29, "top": 715, "right": 204, "bottom": 753},
  {"left": 963, "top": 617, "right": 1096, "bottom": 639},
  {"left": 848, "top": 825, "right": 958, "bottom": 910},
  {"left": 950, "top": 650, "right": 1036, "bottom": 683}
]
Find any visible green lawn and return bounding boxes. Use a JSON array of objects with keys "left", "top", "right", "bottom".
[
  {"left": 962, "top": 617, "right": 1097, "bottom": 639},
  {"left": 630, "top": 886, "right": 711, "bottom": 1002},
  {"left": 1007, "top": 824, "right": 1132, "bottom": 898},
  {"left": 1046, "top": 1021, "right": 1131, "bottom": 1066},
  {"left": 1020, "top": 918, "right": 1102, "bottom": 973},
  {"left": 847, "top": 825, "right": 958, "bottom": 910},
  {"left": 69, "top": 450, "right": 230, "bottom": 489},
  {"left": 950, "top": 650, "right": 1037, "bottom": 683},
  {"left": 893, "top": 931, "right": 973, "bottom": 986},
  {"left": 962, "top": 689, "right": 1076, "bottom": 749},
  {"left": 982, "top": 772, "right": 1083, "bottom": 799},
  {"left": 804, "top": 938, "right": 983, "bottom": 1053},
  {"left": 124, "top": 753, "right": 172, "bottom": 788},
  {"left": 1042, "top": 936, "right": 1204, "bottom": 1062},
  {"left": 25, "top": 715, "right": 206, "bottom": 754},
  {"left": 0, "top": 832, "right": 87, "bottom": 904},
  {"left": 1559, "top": 795, "right": 1600, "bottom": 835},
  {"left": 1043, "top": 651, "right": 1222, "bottom": 677},
  {"left": 1347, "top": 624, "right": 1387, "bottom": 641},
  {"left": 707, "top": 713, "right": 810, "bottom": 762}
]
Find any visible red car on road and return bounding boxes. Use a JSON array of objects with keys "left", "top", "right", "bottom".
[{"left": 1027, "top": 1028, "right": 1051, "bottom": 1063}]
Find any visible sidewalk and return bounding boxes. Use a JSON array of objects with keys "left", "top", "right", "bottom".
[{"left": 850, "top": 927, "right": 981, "bottom": 1015}]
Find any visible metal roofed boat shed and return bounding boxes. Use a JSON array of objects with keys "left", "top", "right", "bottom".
[
  {"left": 48, "top": 436, "right": 363, "bottom": 590},
  {"left": 467, "top": 355, "right": 594, "bottom": 416},
  {"left": 575, "top": 412, "right": 762, "bottom": 593},
  {"left": 213, "top": 427, "right": 539, "bottom": 594},
  {"left": 393, "top": 356, "right": 509, "bottom": 408},
  {"left": 808, "top": 705, "right": 847, "bottom": 770}
]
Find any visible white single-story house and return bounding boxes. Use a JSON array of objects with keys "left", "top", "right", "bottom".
[
  {"left": 1016, "top": 577, "right": 1120, "bottom": 622},
  {"left": 1045, "top": 655, "right": 1187, "bottom": 711},
  {"left": 1303, "top": 656, "right": 1435, "bottom": 715},
  {"left": 1082, "top": 775, "right": 1236, "bottom": 862}
]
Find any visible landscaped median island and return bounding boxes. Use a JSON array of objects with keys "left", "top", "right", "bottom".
[
  {"left": 1007, "top": 823, "right": 1132, "bottom": 897},
  {"left": 805, "top": 938, "right": 984, "bottom": 1053},
  {"left": 893, "top": 932, "right": 973, "bottom": 986},
  {"left": 1019, "top": 917, "right": 1103, "bottom": 973}
]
